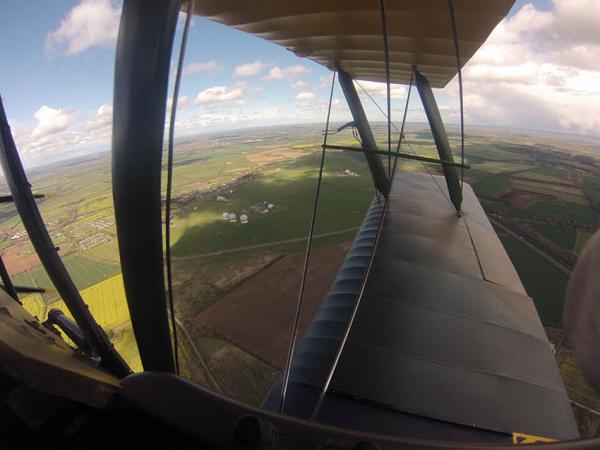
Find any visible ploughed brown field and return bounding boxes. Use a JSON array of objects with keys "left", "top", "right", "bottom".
[{"left": 198, "top": 242, "right": 352, "bottom": 368}]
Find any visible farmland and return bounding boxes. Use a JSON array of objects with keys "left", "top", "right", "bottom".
[
  {"left": 1, "top": 123, "right": 600, "bottom": 414},
  {"left": 197, "top": 242, "right": 352, "bottom": 368},
  {"left": 495, "top": 228, "right": 569, "bottom": 326},
  {"left": 455, "top": 131, "right": 600, "bottom": 327},
  {"left": 20, "top": 274, "right": 142, "bottom": 372},
  {"left": 12, "top": 254, "right": 119, "bottom": 301}
]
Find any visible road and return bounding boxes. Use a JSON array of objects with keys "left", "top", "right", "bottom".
[
  {"left": 172, "top": 227, "right": 360, "bottom": 261},
  {"left": 490, "top": 218, "right": 572, "bottom": 276},
  {"left": 175, "top": 317, "right": 223, "bottom": 394}
]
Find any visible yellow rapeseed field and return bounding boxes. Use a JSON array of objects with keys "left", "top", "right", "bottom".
[
  {"left": 21, "top": 273, "right": 142, "bottom": 372},
  {"left": 21, "top": 293, "right": 45, "bottom": 319}
]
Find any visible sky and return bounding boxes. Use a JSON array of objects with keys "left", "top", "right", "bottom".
[{"left": 1, "top": 0, "right": 599, "bottom": 168}]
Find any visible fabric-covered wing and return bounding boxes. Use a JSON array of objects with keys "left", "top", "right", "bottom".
[
  {"left": 267, "top": 172, "right": 578, "bottom": 442},
  {"left": 192, "top": 0, "right": 514, "bottom": 87}
]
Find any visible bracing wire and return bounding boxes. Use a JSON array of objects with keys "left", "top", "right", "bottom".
[
  {"left": 309, "top": 205, "right": 388, "bottom": 421},
  {"left": 356, "top": 81, "right": 403, "bottom": 139},
  {"left": 395, "top": 69, "right": 414, "bottom": 159},
  {"left": 448, "top": 0, "right": 465, "bottom": 195},
  {"left": 278, "top": 71, "right": 337, "bottom": 413},
  {"left": 165, "top": 0, "right": 194, "bottom": 375},
  {"left": 309, "top": 71, "right": 410, "bottom": 422},
  {"left": 357, "top": 77, "right": 455, "bottom": 210},
  {"left": 379, "top": 0, "right": 392, "bottom": 181}
]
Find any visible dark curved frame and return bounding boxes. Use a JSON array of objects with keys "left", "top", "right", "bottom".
[{"left": 112, "top": 0, "right": 179, "bottom": 373}]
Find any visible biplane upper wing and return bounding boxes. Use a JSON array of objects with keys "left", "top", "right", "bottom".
[{"left": 192, "top": 0, "right": 514, "bottom": 87}]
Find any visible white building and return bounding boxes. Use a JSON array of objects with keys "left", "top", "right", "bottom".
[
  {"left": 228, "top": 213, "right": 237, "bottom": 223},
  {"left": 223, "top": 212, "right": 229, "bottom": 220},
  {"left": 240, "top": 214, "right": 248, "bottom": 224}
]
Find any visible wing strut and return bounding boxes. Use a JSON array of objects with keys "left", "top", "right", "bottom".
[
  {"left": 0, "top": 254, "right": 19, "bottom": 302},
  {"left": 337, "top": 67, "right": 390, "bottom": 198},
  {"left": 415, "top": 70, "right": 463, "bottom": 213},
  {"left": 112, "top": 0, "right": 179, "bottom": 373}
]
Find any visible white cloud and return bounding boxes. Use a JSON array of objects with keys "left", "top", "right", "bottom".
[
  {"left": 182, "top": 60, "right": 222, "bottom": 76},
  {"left": 177, "top": 106, "right": 310, "bottom": 131},
  {"left": 11, "top": 101, "right": 119, "bottom": 167},
  {"left": 318, "top": 75, "right": 333, "bottom": 89},
  {"left": 233, "top": 60, "right": 266, "bottom": 77},
  {"left": 167, "top": 96, "right": 189, "bottom": 112},
  {"left": 264, "top": 65, "right": 310, "bottom": 81},
  {"left": 31, "top": 106, "right": 78, "bottom": 137},
  {"left": 15, "top": 0, "right": 600, "bottom": 169},
  {"left": 356, "top": 80, "right": 407, "bottom": 100},
  {"left": 195, "top": 83, "right": 247, "bottom": 105},
  {"left": 436, "top": 0, "right": 600, "bottom": 136},
  {"left": 82, "top": 102, "right": 112, "bottom": 132},
  {"left": 295, "top": 92, "right": 315, "bottom": 100},
  {"left": 46, "top": 0, "right": 120, "bottom": 56},
  {"left": 508, "top": 1, "right": 600, "bottom": 71},
  {"left": 290, "top": 80, "right": 309, "bottom": 91},
  {"left": 175, "top": 91, "right": 354, "bottom": 134}
]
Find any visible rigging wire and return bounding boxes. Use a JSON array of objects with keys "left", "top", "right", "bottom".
[
  {"left": 279, "top": 71, "right": 337, "bottom": 413},
  {"left": 309, "top": 76, "right": 410, "bottom": 423},
  {"left": 448, "top": 0, "right": 465, "bottom": 196},
  {"left": 379, "top": 0, "right": 392, "bottom": 181},
  {"left": 395, "top": 69, "right": 414, "bottom": 157},
  {"left": 356, "top": 80, "right": 404, "bottom": 139},
  {"left": 356, "top": 78, "right": 455, "bottom": 210},
  {"left": 165, "top": 0, "right": 194, "bottom": 375},
  {"left": 400, "top": 72, "right": 454, "bottom": 210},
  {"left": 309, "top": 204, "right": 389, "bottom": 422}
]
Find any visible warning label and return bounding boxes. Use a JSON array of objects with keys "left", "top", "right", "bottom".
[{"left": 513, "top": 432, "right": 557, "bottom": 445}]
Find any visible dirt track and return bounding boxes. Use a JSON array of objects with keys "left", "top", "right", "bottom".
[
  {"left": 172, "top": 227, "right": 358, "bottom": 261},
  {"left": 198, "top": 242, "right": 351, "bottom": 368}
]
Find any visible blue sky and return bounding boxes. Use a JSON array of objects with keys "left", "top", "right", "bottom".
[{"left": 1, "top": 0, "right": 599, "bottom": 167}]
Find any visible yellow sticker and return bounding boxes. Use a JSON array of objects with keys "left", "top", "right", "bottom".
[{"left": 512, "top": 432, "right": 557, "bottom": 445}]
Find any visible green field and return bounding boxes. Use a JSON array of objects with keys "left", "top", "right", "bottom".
[
  {"left": 171, "top": 151, "right": 374, "bottom": 256},
  {"left": 13, "top": 254, "right": 119, "bottom": 301},
  {"left": 27, "top": 273, "right": 142, "bottom": 372},
  {"left": 527, "top": 201, "right": 599, "bottom": 226},
  {"left": 512, "top": 179, "right": 588, "bottom": 205},
  {"left": 560, "top": 351, "right": 600, "bottom": 411},
  {"left": 496, "top": 229, "right": 569, "bottom": 326},
  {"left": 83, "top": 239, "right": 121, "bottom": 264},
  {"left": 575, "top": 230, "right": 593, "bottom": 255},
  {"left": 531, "top": 224, "right": 577, "bottom": 252},
  {"left": 473, "top": 176, "right": 511, "bottom": 197},
  {"left": 472, "top": 161, "right": 534, "bottom": 174}
]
